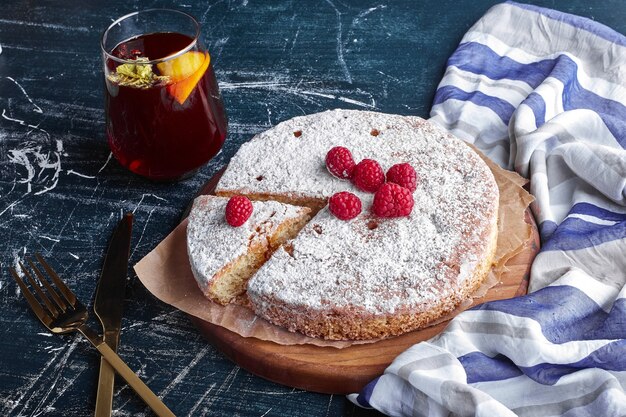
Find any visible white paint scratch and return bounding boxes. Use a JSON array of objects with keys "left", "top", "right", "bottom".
[
  {"left": 43, "top": 346, "right": 65, "bottom": 353},
  {"left": 122, "top": 311, "right": 175, "bottom": 331},
  {"left": 98, "top": 152, "right": 113, "bottom": 173},
  {"left": 325, "top": 0, "right": 352, "bottom": 83},
  {"left": 0, "top": 197, "right": 25, "bottom": 218},
  {"left": 0, "top": 44, "right": 76, "bottom": 55},
  {"left": 260, "top": 408, "right": 273, "bottom": 417},
  {"left": 7, "top": 147, "right": 34, "bottom": 193},
  {"left": 377, "top": 69, "right": 400, "bottom": 81},
  {"left": 290, "top": 27, "right": 301, "bottom": 53},
  {"left": 300, "top": 90, "right": 376, "bottom": 109},
  {"left": 132, "top": 193, "right": 168, "bottom": 214},
  {"left": 219, "top": 80, "right": 376, "bottom": 109},
  {"left": 0, "top": 18, "right": 89, "bottom": 32},
  {"left": 240, "top": 387, "right": 304, "bottom": 396},
  {"left": 66, "top": 169, "right": 95, "bottom": 179},
  {"left": 6, "top": 76, "right": 43, "bottom": 113},
  {"left": 337, "top": 95, "right": 376, "bottom": 108},
  {"left": 1, "top": 108, "right": 39, "bottom": 130},
  {"left": 203, "top": 367, "right": 240, "bottom": 410},
  {"left": 33, "top": 139, "right": 63, "bottom": 196},
  {"left": 7, "top": 138, "right": 63, "bottom": 196},
  {"left": 11, "top": 247, "right": 26, "bottom": 276},
  {"left": 219, "top": 80, "right": 293, "bottom": 90},
  {"left": 188, "top": 382, "right": 216, "bottom": 416},
  {"left": 324, "top": 394, "right": 334, "bottom": 417},
  {"left": 39, "top": 235, "right": 60, "bottom": 243},
  {"left": 158, "top": 347, "right": 210, "bottom": 398},
  {"left": 68, "top": 252, "right": 79, "bottom": 260},
  {"left": 7, "top": 338, "right": 79, "bottom": 416},
  {"left": 3, "top": 106, "right": 63, "bottom": 196},
  {"left": 149, "top": 194, "right": 168, "bottom": 202},
  {"left": 299, "top": 90, "right": 336, "bottom": 100},
  {"left": 30, "top": 353, "right": 86, "bottom": 417},
  {"left": 200, "top": 0, "right": 225, "bottom": 25},
  {"left": 130, "top": 206, "right": 156, "bottom": 259},
  {"left": 356, "top": 4, "right": 387, "bottom": 20},
  {"left": 211, "top": 37, "right": 230, "bottom": 59}
]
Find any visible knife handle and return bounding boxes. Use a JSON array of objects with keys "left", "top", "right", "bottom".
[
  {"left": 95, "top": 342, "right": 176, "bottom": 417},
  {"left": 95, "top": 356, "right": 115, "bottom": 417}
]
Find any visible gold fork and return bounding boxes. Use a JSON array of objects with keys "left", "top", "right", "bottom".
[{"left": 10, "top": 253, "right": 176, "bottom": 417}]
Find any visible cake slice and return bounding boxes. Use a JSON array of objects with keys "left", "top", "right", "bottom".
[{"left": 186, "top": 195, "right": 310, "bottom": 305}]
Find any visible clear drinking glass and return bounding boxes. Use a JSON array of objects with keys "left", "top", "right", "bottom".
[{"left": 101, "top": 9, "right": 227, "bottom": 181}]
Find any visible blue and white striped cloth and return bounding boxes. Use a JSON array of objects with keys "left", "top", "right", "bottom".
[{"left": 349, "top": 2, "right": 626, "bottom": 416}]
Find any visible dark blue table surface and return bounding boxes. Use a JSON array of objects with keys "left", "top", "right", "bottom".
[{"left": 1, "top": 1, "right": 624, "bottom": 416}]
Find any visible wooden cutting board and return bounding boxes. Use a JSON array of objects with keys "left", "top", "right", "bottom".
[{"left": 190, "top": 169, "right": 540, "bottom": 395}]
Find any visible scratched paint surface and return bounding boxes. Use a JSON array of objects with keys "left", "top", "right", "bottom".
[{"left": 1, "top": 1, "right": 624, "bottom": 416}]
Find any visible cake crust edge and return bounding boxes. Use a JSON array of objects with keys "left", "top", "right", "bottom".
[{"left": 249, "top": 204, "right": 499, "bottom": 340}]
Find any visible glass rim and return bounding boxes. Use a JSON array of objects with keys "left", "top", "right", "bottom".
[{"left": 100, "top": 8, "right": 201, "bottom": 65}]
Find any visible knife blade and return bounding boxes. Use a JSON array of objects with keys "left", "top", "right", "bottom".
[{"left": 93, "top": 212, "right": 133, "bottom": 417}]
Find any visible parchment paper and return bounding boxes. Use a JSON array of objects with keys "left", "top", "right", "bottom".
[{"left": 134, "top": 149, "right": 534, "bottom": 349}]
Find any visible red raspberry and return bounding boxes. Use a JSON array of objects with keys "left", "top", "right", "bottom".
[
  {"left": 372, "top": 183, "right": 414, "bottom": 217},
  {"left": 386, "top": 163, "right": 418, "bottom": 192},
  {"left": 225, "top": 196, "right": 253, "bottom": 227},
  {"left": 328, "top": 192, "right": 362, "bottom": 220},
  {"left": 325, "top": 146, "right": 356, "bottom": 179},
  {"left": 351, "top": 159, "right": 385, "bottom": 192}
]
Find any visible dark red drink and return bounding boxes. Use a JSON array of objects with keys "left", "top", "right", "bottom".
[{"left": 104, "top": 32, "right": 227, "bottom": 180}]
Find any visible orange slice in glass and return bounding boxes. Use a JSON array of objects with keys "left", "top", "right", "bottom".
[{"left": 157, "top": 51, "right": 210, "bottom": 105}]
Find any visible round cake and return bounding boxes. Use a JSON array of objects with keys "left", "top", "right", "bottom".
[{"left": 211, "top": 109, "right": 499, "bottom": 340}]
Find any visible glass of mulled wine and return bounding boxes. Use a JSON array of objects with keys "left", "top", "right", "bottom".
[{"left": 101, "top": 9, "right": 227, "bottom": 181}]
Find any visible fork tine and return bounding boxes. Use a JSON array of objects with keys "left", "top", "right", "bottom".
[
  {"left": 28, "top": 259, "right": 68, "bottom": 313},
  {"left": 9, "top": 267, "right": 54, "bottom": 327},
  {"left": 35, "top": 253, "right": 77, "bottom": 306},
  {"left": 18, "top": 261, "right": 60, "bottom": 318}
]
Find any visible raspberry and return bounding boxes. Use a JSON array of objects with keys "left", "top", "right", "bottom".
[
  {"left": 329, "top": 192, "right": 362, "bottom": 220},
  {"left": 351, "top": 159, "right": 385, "bottom": 192},
  {"left": 225, "top": 196, "right": 253, "bottom": 227},
  {"left": 325, "top": 146, "right": 356, "bottom": 179},
  {"left": 372, "top": 183, "right": 414, "bottom": 217},
  {"left": 386, "top": 163, "right": 418, "bottom": 192}
]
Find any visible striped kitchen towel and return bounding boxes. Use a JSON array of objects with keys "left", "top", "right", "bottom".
[{"left": 349, "top": 2, "right": 626, "bottom": 416}]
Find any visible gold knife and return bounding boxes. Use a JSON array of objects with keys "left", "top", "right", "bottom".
[{"left": 93, "top": 213, "right": 133, "bottom": 417}]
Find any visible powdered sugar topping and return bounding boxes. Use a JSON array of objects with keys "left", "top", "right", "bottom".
[{"left": 217, "top": 109, "right": 499, "bottom": 316}]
